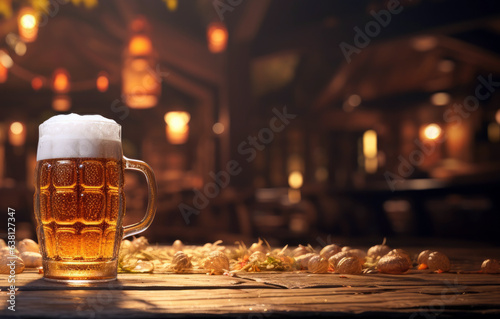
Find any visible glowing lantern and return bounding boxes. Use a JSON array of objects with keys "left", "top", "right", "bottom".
[
  {"left": 31, "top": 77, "right": 43, "bottom": 90},
  {"left": 96, "top": 72, "right": 109, "bottom": 92},
  {"left": 363, "top": 130, "right": 378, "bottom": 174},
  {"left": 123, "top": 18, "right": 160, "bottom": 109},
  {"left": 207, "top": 22, "right": 228, "bottom": 53},
  {"left": 288, "top": 171, "right": 303, "bottom": 189},
  {"left": 421, "top": 123, "right": 442, "bottom": 141},
  {"left": 52, "top": 68, "right": 70, "bottom": 93},
  {"left": 18, "top": 7, "right": 39, "bottom": 43},
  {"left": 9, "top": 121, "right": 26, "bottom": 146},
  {"left": 164, "top": 111, "right": 190, "bottom": 144}
]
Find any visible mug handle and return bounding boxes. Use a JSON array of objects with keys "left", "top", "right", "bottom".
[{"left": 122, "top": 156, "right": 157, "bottom": 239}]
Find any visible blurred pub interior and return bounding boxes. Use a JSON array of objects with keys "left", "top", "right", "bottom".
[{"left": 1, "top": 0, "right": 500, "bottom": 247}]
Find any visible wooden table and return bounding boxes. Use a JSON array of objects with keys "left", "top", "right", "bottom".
[{"left": 1, "top": 247, "right": 500, "bottom": 318}]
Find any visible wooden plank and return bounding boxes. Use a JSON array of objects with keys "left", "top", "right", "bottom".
[
  {"left": 0, "top": 270, "right": 274, "bottom": 291},
  {"left": 236, "top": 271, "right": 500, "bottom": 289},
  {"left": 1, "top": 287, "right": 499, "bottom": 318}
]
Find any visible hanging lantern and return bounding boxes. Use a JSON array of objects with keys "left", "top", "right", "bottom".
[
  {"left": 8, "top": 122, "right": 27, "bottom": 147},
  {"left": 18, "top": 7, "right": 39, "bottom": 43},
  {"left": 122, "top": 18, "right": 160, "bottom": 109},
  {"left": 207, "top": 22, "right": 228, "bottom": 53},
  {"left": 96, "top": 71, "right": 109, "bottom": 92},
  {"left": 164, "top": 111, "right": 190, "bottom": 144}
]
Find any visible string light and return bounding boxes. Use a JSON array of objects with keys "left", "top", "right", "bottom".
[
  {"left": 18, "top": 7, "right": 39, "bottom": 43},
  {"left": 96, "top": 72, "right": 109, "bottom": 92},
  {"left": 52, "top": 68, "right": 70, "bottom": 93},
  {"left": 31, "top": 76, "right": 43, "bottom": 90},
  {"left": 207, "top": 22, "right": 228, "bottom": 53}
]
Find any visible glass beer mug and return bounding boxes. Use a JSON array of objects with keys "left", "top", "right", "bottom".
[{"left": 34, "top": 114, "right": 157, "bottom": 282}]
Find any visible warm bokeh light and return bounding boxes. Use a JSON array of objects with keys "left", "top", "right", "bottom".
[
  {"left": 0, "top": 63, "right": 7, "bottom": 83},
  {"left": 14, "top": 42, "right": 27, "bottom": 56},
  {"left": 10, "top": 122, "right": 23, "bottom": 135},
  {"left": 207, "top": 23, "right": 228, "bottom": 53},
  {"left": 31, "top": 76, "right": 43, "bottom": 90},
  {"left": 52, "top": 68, "right": 70, "bottom": 93},
  {"left": 0, "top": 50, "right": 13, "bottom": 69},
  {"left": 488, "top": 123, "right": 500, "bottom": 143},
  {"left": 347, "top": 94, "right": 362, "bottom": 107},
  {"left": 96, "top": 72, "right": 109, "bottom": 92},
  {"left": 411, "top": 35, "right": 437, "bottom": 52},
  {"left": 438, "top": 59, "right": 455, "bottom": 73},
  {"left": 18, "top": 8, "right": 38, "bottom": 43},
  {"left": 212, "top": 122, "right": 225, "bottom": 134},
  {"left": 166, "top": 0, "right": 178, "bottom": 11},
  {"left": 430, "top": 92, "right": 450, "bottom": 106},
  {"left": 288, "top": 171, "right": 303, "bottom": 189},
  {"left": 364, "top": 157, "right": 378, "bottom": 174},
  {"left": 165, "top": 111, "right": 190, "bottom": 129},
  {"left": 52, "top": 95, "right": 71, "bottom": 112},
  {"left": 164, "top": 111, "right": 191, "bottom": 144},
  {"left": 9, "top": 121, "right": 26, "bottom": 146},
  {"left": 129, "top": 35, "right": 152, "bottom": 56},
  {"left": 288, "top": 188, "right": 301, "bottom": 204},
  {"left": 423, "top": 123, "right": 442, "bottom": 140},
  {"left": 495, "top": 109, "right": 500, "bottom": 124},
  {"left": 363, "top": 130, "right": 377, "bottom": 159}
]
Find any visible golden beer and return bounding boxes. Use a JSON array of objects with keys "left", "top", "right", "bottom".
[{"left": 34, "top": 114, "right": 156, "bottom": 282}]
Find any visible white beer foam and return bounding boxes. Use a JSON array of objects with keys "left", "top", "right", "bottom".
[{"left": 37, "top": 114, "right": 122, "bottom": 161}]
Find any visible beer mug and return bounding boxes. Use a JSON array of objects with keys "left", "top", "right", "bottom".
[{"left": 34, "top": 114, "right": 157, "bottom": 282}]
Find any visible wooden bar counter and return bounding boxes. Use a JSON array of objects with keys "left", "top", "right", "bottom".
[{"left": 1, "top": 246, "right": 500, "bottom": 318}]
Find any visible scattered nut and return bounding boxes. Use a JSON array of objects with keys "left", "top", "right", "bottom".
[
  {"left": 367, "top": 244, "right": 391, "bottom": 259},
  {"left": 387, "top": 249, "right": 412, "bottom": 266},
  {"left": 307, "top": 255, "right": 329, "bottom": 273},
  {"left": 336, "top": 257, "right": 362, "bottom": 275},
  {"left": 20, "top": 251, "right": 42, "bottom": 268},
  {"left": 320, "top": 244, "right": 342, "bottom": 259},
  {"left": 293, "top": 244, "right": 315, "bottom": 257},
  {"left": 378, "top": 254, "right": 411, "bottom": 274},
  {"left": 295, "top": 253, "right": 316, "bottom": 270},
  {"left": 17, "top": 239, "right": 40, "bottom": 254},
  {"left": 0, "top": 254, "right": 25, "bottom": 274},
  {"left": 427, "top": 251, "right": 450, "bottom": 272},
  {"left": 172, "top": 239, "right": 184, "bottom": 252},
  {"left": 171, "top": 251, "right": 192, "bottom": 273},
  {"left": 203, "top": 251, "right": 229, "bottom": 274},
  {"left": 417, "top": 250, "right": 432, "bottom": 269},
  {"left": 481, "top": 259, "right": 500, "bottom": 274}
]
